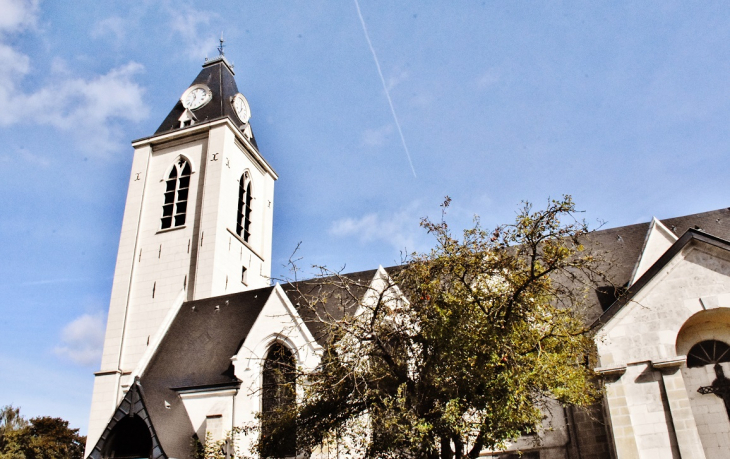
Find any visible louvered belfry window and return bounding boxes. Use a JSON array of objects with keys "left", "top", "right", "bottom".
[
  {"left": 161, "top": 158, "right": 191, "bottom": 229},
  {"left": 236, "top": 172, "right": 253, "bottom": 242}
]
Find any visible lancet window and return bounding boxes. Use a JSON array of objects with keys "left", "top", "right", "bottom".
[
  {"left": 161, "top": 158, "right": 191, "bottom": 229},
  {"left": 261, "top": 342, "right": 296, "bottom": 457}
]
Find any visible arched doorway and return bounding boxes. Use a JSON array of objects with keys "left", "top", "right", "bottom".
[{"left": 101, "top": 415, "right": 152, "bottom": 459}]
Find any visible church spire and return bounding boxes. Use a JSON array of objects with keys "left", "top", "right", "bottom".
[{"left": 154, "top": 39, "right": 257, "bottom": 147}]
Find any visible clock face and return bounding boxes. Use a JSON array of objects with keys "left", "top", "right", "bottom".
[
  {"left": 231, "top": 93, "right": 251, "bottom": 123},
  {"left": 180, "top": 85, "right": 212, "bottom": 110}
]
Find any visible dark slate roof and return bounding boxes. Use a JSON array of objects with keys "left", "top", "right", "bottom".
[
  {"left": 154, "top": 57, "right": 258, "bottom": 148},
  {"left": 138, "top": 286, "right": 274, "bottom": 459},
  {"left": 114, "top": 273, "right": 388, "bottom": 459},
  {"left": 580, "top": 207, "right": 730, "bottom": 323},
  {"left": 284, "top": 268, "right": 382, "bottom": 346},
  {"left": 593, "top": 229, "right": 730, "bottom": 329}
]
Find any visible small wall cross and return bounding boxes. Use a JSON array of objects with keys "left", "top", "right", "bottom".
[{"left": 698, "top": 364, "right": 730, "bottom": 420}]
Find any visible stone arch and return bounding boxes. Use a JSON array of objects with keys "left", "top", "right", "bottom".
[
  {"left": 241, "top": 332, "right": 303, "bottom": 377},
  {"left": 159, "top": 154, "right": 196, "bottom": 180},
  {"left": 676, "top": 308, "right": 730, "bottom": 357},
  {"left": 675, "top": 307, "right": 730, "bottom": 458}
]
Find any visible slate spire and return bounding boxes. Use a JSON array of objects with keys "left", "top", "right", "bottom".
[{"left": 155, "top": 52, "right": 257, "bottom": 147}]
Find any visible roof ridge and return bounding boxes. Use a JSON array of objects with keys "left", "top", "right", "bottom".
[{"left": 593, "top": 228, "right": 730, "bottom": 329}]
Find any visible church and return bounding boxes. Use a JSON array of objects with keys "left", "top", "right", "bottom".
[{"left": 84, "top": 51, "right": 730, "bottom": 459}]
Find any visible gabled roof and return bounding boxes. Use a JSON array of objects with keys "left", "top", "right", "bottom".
[
  {"left": 627, "top": 217, "right": 678, "bottom": 286},
  {"left": 593, "top": 228, "right": 730, "bottom": 330},
  {"left": 95, "top": 273, "right": 391, "bottom": 459},
  {"left": 87, "top": 379, "right": 166, "bottom": 459},
  {"left": 138, "top": 286, "right": 274, "bottom": 459},
  {"left": 284, "top": 268, "right": 383, "bottom": 346},
  {"left": 581, "top": 207, "right": 730, "bottom": 322},
  {"left": 154, "top": 57, "right": 258, "bottom": 148}
]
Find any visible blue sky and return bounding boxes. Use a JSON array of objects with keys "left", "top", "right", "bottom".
[{"left": 2, "top": 0, "right": 730, "bottom": 434}]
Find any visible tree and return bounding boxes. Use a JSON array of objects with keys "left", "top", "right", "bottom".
[
  {"left": 258, "top": 196, "right": 604, "bottom": 459},
  {"left": 0, "top": 406, "right": 85, "bottom": 459},
  {"left": 0, "top": 406, "right": 27, "bottom": 459},
  {"left": 0, "top": 407, "right": 26, "bottom": 440}
]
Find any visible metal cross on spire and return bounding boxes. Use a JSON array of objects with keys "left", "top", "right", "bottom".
[{"left": 218, "top": 33, "right": 225, "bottom": 57}]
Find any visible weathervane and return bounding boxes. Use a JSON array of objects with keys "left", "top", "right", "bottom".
[{"left": 218, "top": 33, "right": 225, "bottom": 57}]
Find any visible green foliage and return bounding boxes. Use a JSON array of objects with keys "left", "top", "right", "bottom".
[
  {"left": 0, "top": 406, "right": 85, "bottom": 459},
  {"left": 199, "top": 432, "right": 229, "bottom": 459},
  {"left": 266, "top": 196, "right": 603, "bottom": 458},
  {"left": 192, "top": 430, "right": 252, "bottom": 459},
  {"left": 0, "top": 407, "right": 26, "bottom": 442}
]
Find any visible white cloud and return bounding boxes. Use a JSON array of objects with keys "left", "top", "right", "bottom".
[
  {"left": 167, "top": 4, "right": 219, "bottom": 61},
  {"left": 0, "top": 3, "right": 149, "bottom": 156},
  {"left": 91, "top": 16, "right": 127, "bottom": 42},
  {"left": 329, "top": 196, "right": 501, "bottom": 256},
  {"left": 0, "top": 0, "right": 38, "bottom": 34},
  {"left": 362, "top": 124, "right": 393, "bottom": 147},
  {"left": 0, "top": 41, "right": 30, "bottom": 78},
  {"left": 329, "top": 202, "right": 427, "bottom": 253},
  {"left": 88, "top": 2, "right": 219, "bottom": 61},
  {"left": 49, "top": 56, "right": 70, "bottom": 75},
  {"left": 0, "top": 62, "right": 148, "bottom": 155},
  {"left": 53, "top": 312, "right": 106, "bottom": 367}
]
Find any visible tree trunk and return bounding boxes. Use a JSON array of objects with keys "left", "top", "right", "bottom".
[
  {"left": 440, "top": 436, "right": 454, "bottom": 459},
  {"left": 453, "top": 436, "right": 464, "bottom": 459},
  {"left": 467, "top": 432, "right": 485, "bottom": 459}
]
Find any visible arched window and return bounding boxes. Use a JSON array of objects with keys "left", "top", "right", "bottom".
[
  {"left": 161, "top": 158, "right": 191, "bottom": 229},
  {"left": 236, "top": 172, "right": 253, "bottom": 242},
  {"left": 261, "top": 342, "right": 296, "bottom": 457},
  {"left": 687, "top": 340, "right": 730, "bottom": 368}
]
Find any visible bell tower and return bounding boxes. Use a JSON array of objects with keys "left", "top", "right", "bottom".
[{"left": 86, "top": 51, "right": 277, "bottom": 449}]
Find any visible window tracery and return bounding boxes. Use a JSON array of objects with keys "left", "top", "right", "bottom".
[
  {"left": 687, "top": 339, "right": 730, "bottom": 368},
  {"left": 161, "top": 158, "right": 191, "bottom": 229}
]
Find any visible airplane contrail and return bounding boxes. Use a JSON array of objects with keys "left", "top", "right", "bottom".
[{"left": 353, "top": 0, "right": 417, "bottom": 178}]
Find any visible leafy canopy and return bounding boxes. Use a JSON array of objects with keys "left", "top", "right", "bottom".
[
  {"left": 260, "top": 196, "right": 602, "bottom": 459},
  {"left": 0, "top": 406, "right": 85, "bottom": 459}
]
